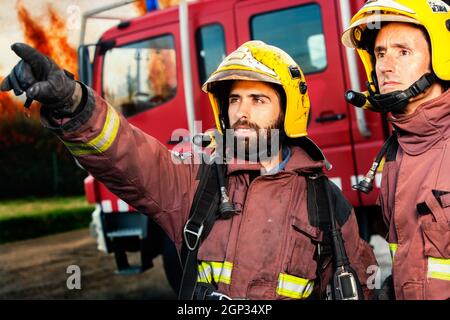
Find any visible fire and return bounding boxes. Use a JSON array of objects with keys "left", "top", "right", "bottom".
[
  {"left": 16, "top": 0, "right": 78, "bottom": 77},
  {"left": 134, "top": 0, "right": 148, "bottom": 16},
  {"left": 148, "top": 50, "right": 177, "bottom": 99},
  {"left": 158, "top": 0, "right": 182, "bottom": 9},
  {"left": 0, "top": 76, "right": 20, "bottom": 119},
  {"left": 0, "top": 1, "right": 79, "bottom": 119},
  {"left": 0, "top": 75, "right": 39, "bottom": 120}
]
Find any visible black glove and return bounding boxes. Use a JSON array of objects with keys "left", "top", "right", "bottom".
[{"left": 0, "top": 42, "right": 78, "bottom": 116}]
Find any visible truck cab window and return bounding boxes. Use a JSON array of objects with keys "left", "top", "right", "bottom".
[
  {"left": 196, "top": 24, "right": 226, "bottom": 84},
  {"left": 251, "top": 4, "right": 327, "bottom": 74},
  {"left": 102, "top": 34, "right": 177, "bottom": 118}
]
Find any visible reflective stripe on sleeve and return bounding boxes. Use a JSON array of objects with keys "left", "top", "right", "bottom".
[
  {"left": 427, "top": 257, "right": 450, "bottom": 281},
  {"left": 63, "top": 106, "right": 120, "bottom": 156},
  {"left": 276, "top": 273, "right": 314, "bottom": 299}
]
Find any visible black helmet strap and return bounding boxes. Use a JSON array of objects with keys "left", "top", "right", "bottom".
[{"left": 367, "top": 72, "right": 438, "bottom": 114}]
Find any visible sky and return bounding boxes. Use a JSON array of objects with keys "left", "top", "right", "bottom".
[{"left": 0, "top": 0, "right": 141, "bottom": 77}]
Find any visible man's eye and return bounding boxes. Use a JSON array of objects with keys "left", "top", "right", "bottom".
[
  {"left": 229, "top": 98, "right": 239, "bottom": 104},
  {"left": 400, "top": 49, "right": 410, "bottom": 56},
  {"left": 376, "top": 52, "right": 385, "bottom": 59}
]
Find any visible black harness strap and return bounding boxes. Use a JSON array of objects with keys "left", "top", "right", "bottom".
[
  {"left": 178, "top": 162, "right": 223, "bottom": 300},
  {"left": 305, "top": 171, "right": 356, "bottom": 299},
  {"left": 305, "top": 172, "right": 332, "bottom": 299}
]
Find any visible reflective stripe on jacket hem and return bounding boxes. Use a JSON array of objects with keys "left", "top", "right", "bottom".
[
  {"left": 276, "top": 273, "right": 314, "bottom": 299},
  {"left": 427, "top": 257, "right": 450, "bottom": 281},
  {"left": 198, "top": 261, "right": 233, "bottom": 285}
]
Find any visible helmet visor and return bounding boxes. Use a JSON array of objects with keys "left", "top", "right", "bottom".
[{"left": 202, "top": 69, "right": 281, "bottom": 93}]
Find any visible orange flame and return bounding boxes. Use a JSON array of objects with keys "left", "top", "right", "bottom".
[
  {"left": 16, "top": 0, "right": 78, "bottom": 77},
  {"left": 0, "top": 76, "right": 19, "bottom": 119},
  {"left": 0, "top": 75, "right": 39, "bottom": 120},
  {"left": 158, "top": 0, "right": 182, "bottom": 9},
  {"left": 148, "top": 50, "right": 176, "bottom": 99},
  {"left": 134, "top": 0, "right": 147, "bottom": 16},
  {"left": 1, "top": 1, "right": 79, "bottom": 119}
]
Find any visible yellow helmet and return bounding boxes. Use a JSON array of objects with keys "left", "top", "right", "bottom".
[
  {"left": 202, "top": 40, "right": 310, "bottom": 138},
  {"left": 341, "top": 0, "right": 450, "bottom": 91}
]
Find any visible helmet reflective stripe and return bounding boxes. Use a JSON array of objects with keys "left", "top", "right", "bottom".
[
  {"left": 202, "top": 40, "right": 311, "bottom": 138},
  {"left": 276, "top": 273, "right": 314, "bottom": 299},
  {"left": 213, "top": 45, "right": 278, "bottom": 79},
  {"left": 427, "top": 257, "right": 450, "bottom": 281}
]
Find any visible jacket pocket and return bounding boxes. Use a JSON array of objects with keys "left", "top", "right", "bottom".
[
  {"left": 278, "top": 216, "right": 319, "bottom": 300},
  {"left": 421, "top": 221, "right": 450, "bottom": 259},
  {"left": 421, "top": 221, "right": 450, "bottom": 289},
  {"left": 401, "top": 281, "right": 425, "bottom": 300},
  {"left": 197, "top": 219, "right": 232, "bottom": 285},
  {"left": 419, "top": 190, "right": 450, "bottom": 223},
  {"left": 286, "top": 216, "right": 320, "bottom": 280},
  {"left": 432, "top": 189, "right": 450, "bottom": 221}
]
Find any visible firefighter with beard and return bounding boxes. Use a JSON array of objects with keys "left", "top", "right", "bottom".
[
  {"left": 342, "top": 0, "right": 450, "bottom": 299},
  {"left": 1, "top": 40, "right": 377, "bottom": 300}
]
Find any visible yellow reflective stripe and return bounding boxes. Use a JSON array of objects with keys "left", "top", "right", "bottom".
[
  {"left": 197, "top": 263, "right": 212, "bottom": 283},
  {"left": 389, "top": 243, "right": 398, "bottom": 261},
  {"left": 63, "top": 106, "right": 120, "bottom": 156},
  {"left": 197, "top": 261, "right": 233, "bottom": 285},
  {"left": 428, "top": 257, "right": 450, "bottom": 281},
  {"left": 276, "top": 273, "right": 314, "bottom": 299}
]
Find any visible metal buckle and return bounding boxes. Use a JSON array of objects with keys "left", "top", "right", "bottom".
[
  {"left": 183, "top": 220, "right": 204, "bottom": 251},
  {"left": 209, "top": 291, "right": 232, "bottom": 300}
]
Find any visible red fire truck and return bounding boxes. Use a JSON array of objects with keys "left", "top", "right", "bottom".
[{"left": 78, "top": 0, "right": 388, "bottom": 292}]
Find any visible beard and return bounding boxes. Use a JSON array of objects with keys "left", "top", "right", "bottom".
[{"left": 225, "top": 113, "right": 284, "bottom": 163}]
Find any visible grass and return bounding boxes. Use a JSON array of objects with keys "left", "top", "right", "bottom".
[
  {"left": 0, "top": 196, "right": 96, "bottom": 243},
  {"left": 0, "top": 196, "right": 93, "bottom": 221}
]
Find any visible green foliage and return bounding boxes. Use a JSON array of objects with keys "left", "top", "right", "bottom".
[
  {"left": 0, "top": 207, "right": 93, "bottom": 243},
  {"left": 0, "top": 114, "right": 87, "bottom": 198}
]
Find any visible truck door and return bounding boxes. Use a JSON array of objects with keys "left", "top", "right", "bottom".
[{"left": 234, "top": 0, "right": 361, "bottom": 205}]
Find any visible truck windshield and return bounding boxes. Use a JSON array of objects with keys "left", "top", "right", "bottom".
[
  {"left": 102, "top": 34, "right": 177, "bottom": 118},
  {"left": 251, "top": 4, "right": 327, "bottom": 74}
]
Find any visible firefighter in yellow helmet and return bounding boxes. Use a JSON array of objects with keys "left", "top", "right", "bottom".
[
  {"left": 342, "top": 0, "right": 450, "bottom": 299},
  {"left": 1, "top": 40, "right": 377, "bottom": 300},
  {"left": 203, "top": 40, "right": 310, "bottom": 139}
]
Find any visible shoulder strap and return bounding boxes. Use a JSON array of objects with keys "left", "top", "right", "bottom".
[
  {"left": 385, "top": 133, "right": 399, "bottom": 162},
  {"left": 304, "top": 171, "right": 353, "bottom": 299},
  {"left": 178, "top": 162, "right": 222, "bottom": 300},
  {"left": 304, "top": 171, "right": 332, "bottom": 299}
]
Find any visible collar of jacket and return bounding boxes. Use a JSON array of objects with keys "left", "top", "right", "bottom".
[
  {"left": 226, "top": 143, "right": 325, "bottom": 175},
  {"left": 389, "top": 90, "right": 450, "bottom": 156}
]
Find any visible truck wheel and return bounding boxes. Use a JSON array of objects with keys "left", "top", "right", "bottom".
[{"left": 161, "top": 234, "right": 182, "bottom": 295}]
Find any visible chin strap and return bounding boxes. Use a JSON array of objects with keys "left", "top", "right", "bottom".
[
  {"left": 367, "top": 73, "right": 438, "bottom": 113},
  {"left": 345, "top": 73, "right": 438, "bottom": 113}
]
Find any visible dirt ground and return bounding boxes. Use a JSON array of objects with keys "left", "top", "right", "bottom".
[{"left": 0, "top": 228, "right": 177, "bottom": 300}]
